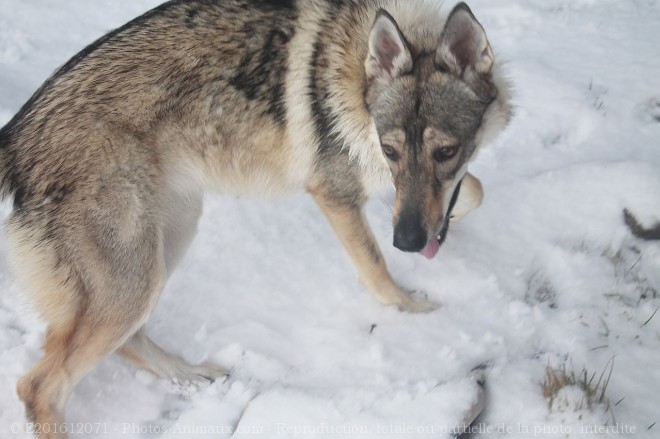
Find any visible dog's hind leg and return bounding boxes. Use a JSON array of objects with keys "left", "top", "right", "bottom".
[
  {"left": 311, "top": 192, "right": 438, "bottom": 313},
  {"left": 160, "top": 189, "right": 204, "bottom": 275},
  {"left": 118, "top": 329, "right": 227, "bottom": 385},
  {"left": 17, "top": 314, "right": 147, "bottom": 439},
  {"left": 12, "top": 209, "right": 166, "bottom": 438},
  {"left": 118, "top": 189, "right": 226, "bottom": 385}
]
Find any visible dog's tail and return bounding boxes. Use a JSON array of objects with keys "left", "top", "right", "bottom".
[
  {"left": 0, "top": 119, "right": 17, "bottom": 202},
  {"left": 624, "top": 209, "right": 660, "bottom": 241}
]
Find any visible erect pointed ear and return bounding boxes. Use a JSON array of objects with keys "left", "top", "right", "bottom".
[
  {"left": 439, "top": 3, "right": 494, "bottom": 77},
  {"left": 365, "top": 9, "right": 413, "bottom": 82}
]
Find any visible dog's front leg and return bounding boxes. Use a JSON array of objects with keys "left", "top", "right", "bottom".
[{"left": 311, "top": 192, "right": 438, "bottom": 313}]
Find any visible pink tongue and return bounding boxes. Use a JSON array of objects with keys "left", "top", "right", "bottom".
[{"left": 419, "top": 239, "right": 440, "bottom": 259}]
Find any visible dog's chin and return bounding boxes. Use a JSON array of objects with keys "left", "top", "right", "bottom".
[{"left": 419, "top": 221, "right": 450, "bottom": 260}]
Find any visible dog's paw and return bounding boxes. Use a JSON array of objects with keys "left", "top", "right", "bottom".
[
  {"left": 170, "top": 362, "right": 229, "bottom": 389},
  {"left": 396, "top": 291, "right": 440, "bottom": 313},
  {"left": 192, "top": 361, "right": 230, "bottom": 383}
]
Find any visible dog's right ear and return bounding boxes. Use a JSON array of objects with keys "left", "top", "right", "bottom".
[
  {"left": 439, "top": 3, "right": 494, "bottom": 78},
  {"left": 365, "top": 10, "right": 413, "bottom": 82}
]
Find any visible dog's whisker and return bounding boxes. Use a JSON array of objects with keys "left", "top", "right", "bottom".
[{"left": 378, "top": 194, "right": 394, "bottom": 214}]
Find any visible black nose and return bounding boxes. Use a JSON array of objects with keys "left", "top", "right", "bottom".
[{"left": 393, "top": 212, "right": 427, "bottom": 252}]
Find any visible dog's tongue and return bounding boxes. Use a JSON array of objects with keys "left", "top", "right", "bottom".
[{"left": 419, "top": 239, "right": 440, "bottom": 259}]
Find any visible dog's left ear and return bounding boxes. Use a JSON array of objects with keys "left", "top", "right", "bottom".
[
  {"left": 365, "top": 10, "right": 413, "bottom": 82},
  {"left": 439, "top": 3, "right": 494, "bottom": 77}
]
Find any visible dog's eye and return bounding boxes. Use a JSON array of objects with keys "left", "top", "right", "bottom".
[
  {"left": 435, "top": 61, "right": 451, "bottom": 73},
  {"left": 382, "top": 144, "right": 400, "bottom": 161},
  {"left": 433, "top": 145, "right": 458, "bottom": 162}
]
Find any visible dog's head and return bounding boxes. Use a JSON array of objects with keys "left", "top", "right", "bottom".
[{"left": 365, "top": 3, "right": 504, "bottom": 258}]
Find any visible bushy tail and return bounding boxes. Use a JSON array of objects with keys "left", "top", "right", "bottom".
[{"left": 0, "top": 123, "right": 13, "bottom": 202}]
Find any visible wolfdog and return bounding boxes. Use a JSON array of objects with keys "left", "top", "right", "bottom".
[{"left": 1, "top": 0, "right": 510, "bottom": 434}]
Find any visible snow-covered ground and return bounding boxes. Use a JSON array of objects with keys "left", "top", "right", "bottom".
[{"left": 1, "top": 0, "right": 659, "bottom": 437}]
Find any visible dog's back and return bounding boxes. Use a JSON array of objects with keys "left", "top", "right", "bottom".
[{"left": 1, "top": 0, "right": 317, "bottom": 205}]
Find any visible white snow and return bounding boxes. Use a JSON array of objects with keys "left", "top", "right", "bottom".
[{"left": 1, "top": 0, "right": 659, "bottom": 438}]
